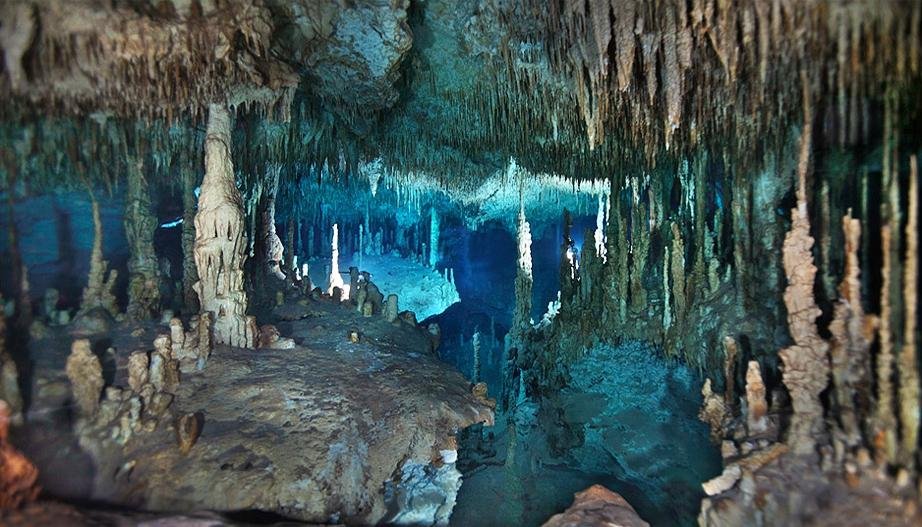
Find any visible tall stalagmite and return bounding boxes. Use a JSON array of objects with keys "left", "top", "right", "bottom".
[
  {"left": 124, "top": 155, "right": 160, "bottom": 320},
  {"left": 828, "top": 211, "right": 874, "bottom": 448},
  {"left": 193, "top": 104, "right": 255, "bottom": 349},
  {"left": 77, "top": 193, "right": 119, "bottom": 318},
  {"left": 898, "top": 155, "right": 919, "bottom": 467},
  {"left": 778, "top": 82, "right": 830, "bottom": 456}
]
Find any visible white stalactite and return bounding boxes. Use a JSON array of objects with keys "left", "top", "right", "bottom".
[{"left": 193, "top": 103, "right": 255, "bottom": 349}]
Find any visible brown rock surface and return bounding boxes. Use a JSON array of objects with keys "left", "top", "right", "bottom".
[
  {"left": 26, "top": 298, "right": 492, "bottom": 525},
  {"left": 542, "top": 485, "right": 649, "bottom": 527}
]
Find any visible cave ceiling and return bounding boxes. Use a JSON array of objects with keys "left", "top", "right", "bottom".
[{"left": 0, "top": 0, "right": 920, "bottom": 192}]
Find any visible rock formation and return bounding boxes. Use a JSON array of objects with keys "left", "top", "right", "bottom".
[
  {"left": 745, "top": 361, "right": 768, "bottom": 435},
  {"left": 0, "top": 401, "right": 39, "bottom": 510},
  {"left": 778, "top": 87, "right": 829, "bottom": 456},
  {"left": 0, "top": 305, "right": 22, "bottom": 425},
  {"left": 65, "top": 339, "right": 104, "bottom": 417},
  {"left": 124, "top": 155, "right": 160, "bottom": 320},
  {"left": 385, "top": 294, "right": 399, "bottom": 323},
  {"left": 829, "top": 211, "right": 875, "bottom": 448},
  {"left": 168, "top": 315, "right": 213, "bottom": 372},
  {"left": 257, "top": 164, "right": 285, "bottom": 280},
  {"left": 75, "top": 195, "right": 119, "bottom": 321},
  {"left": 176, "top": 412, "right": 203, "bottom": 455},
  {"left": 193, "top": 104, "right": 255, "bottom": 349},
  {"left": 542, "top": 485, "right": 649, "bottom": 527},
  {"left": 897, "top": 155, "right": 919, "bottom": 467},
  {"left": 328, "top": 224, "right": 346, "bottom": 296}
]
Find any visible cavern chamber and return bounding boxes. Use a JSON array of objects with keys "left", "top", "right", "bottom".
[{"left": 0, "top": 1, "right": 921, "bottom": 526}]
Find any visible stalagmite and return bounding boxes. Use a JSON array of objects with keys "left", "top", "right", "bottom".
[
  {"left": 876, "top": 225, "right": 898, "bottom": 464},
  {"left": 745, "top": 361, "right": 768, "bottom": 435},
  {"left": 77, "top": 194, "right": 119, "bottom": 319},
  {"left": 385, "top": 294, "right": 399, "bottom": 323},
  {"left": 429, "top": 206, "right": 439, "bottom": 268},
  {"left": 897, "top": 155, "right": 919, "bottom": 467},
  {"left": 700, "top": 378, "right": 727, "bottom": 443},
  {"left": 829, "top": 211, "right": 874, "bottom": 448},
  {"left": 124, "top": 155, "right": 161, "bottom": 320},
  {"left": 328, "top": 224, "right": 346, "bottom": 296},
  {"left": 193, "top": 104, "right": 255, "bottom": 349},
  {"left": 65, "top": 339, "right": 103, "bottom": 417},
  {"left": 778, "top": 82, "right": 830, "bottom": 456}
]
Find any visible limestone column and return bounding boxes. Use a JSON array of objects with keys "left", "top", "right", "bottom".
[
  {"left": 429, "top": 206, "right": 439, "bottom": 268},
  {"left": 257, "top": 164, "right": 285, "bottom": 280},
  {"left": 181, "top": 162, "right": 199, "bottom": 313},
  {"left": 125, "top": 155, "right": 161, "bottom": 320},
  {"left": 193, "top": 104, "right": 255, "bottom": 349}
]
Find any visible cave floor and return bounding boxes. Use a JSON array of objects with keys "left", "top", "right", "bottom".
[{"left": 6, "top": 296, "right": 493, "bottom": 525}]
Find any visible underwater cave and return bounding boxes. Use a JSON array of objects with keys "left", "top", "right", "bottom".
[{"left": 0, "top": 1, "right": 921, "bottom": 526}]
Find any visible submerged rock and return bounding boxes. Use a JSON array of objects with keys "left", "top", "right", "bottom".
[{"left": 542, "top": 485, "right": 649, "bottom": 527}]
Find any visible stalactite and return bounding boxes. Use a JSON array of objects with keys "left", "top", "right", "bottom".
[
  {"left": 829, "top": 211, "right": 874, "bottom": 449},
  {"left": 124, "top": 155, "right": 160, "bottom": 320},
  {"left": 897, "top": 155, "right": 919, "bottom": 468},
  {"left": 193, "top": 104, "right": 255, "bottom": 349},
  {"left": 778, "top": 79, "right": 830, "bottom": 456}
]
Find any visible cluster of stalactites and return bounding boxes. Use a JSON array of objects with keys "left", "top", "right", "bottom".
[
  {"left": 0, "top": 0, "right": 297, "bottom": 120},
  {"left": 493, "top": 0, "right": 921, "bottom": 169}
]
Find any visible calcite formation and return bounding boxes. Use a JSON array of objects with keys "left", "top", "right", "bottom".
[
  {"left": 778, "top": 95, "right": 830, "bottom": 456},
  {"left": 176, "top": 412, "right": 203, "bottom": 456},
  {"left": 169, "top": 315, "right": 213, "bottom": 372},
  {"left": 745, "top": 361, "right": 768, "bottom": 435},
  {"left": 542, "top": 485, "right": 649, "bottom": 527},
  {"left": 0, "top": 307, "right": 22, "bottom": 424},
  {"left": 124, "top": 156, "right": 160, "bottom": 320},
  {"left": 65, "top": 339, "right": 104, "bottom": 417},
  {"left": 193, "top": 104, "right": 255, "bottom": 349},
  {"left": 76, "top": 196, "right": 119, "bottom": 321},
  {"left": 0, "top": 401, "right": 39, "bottom": 510}
]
